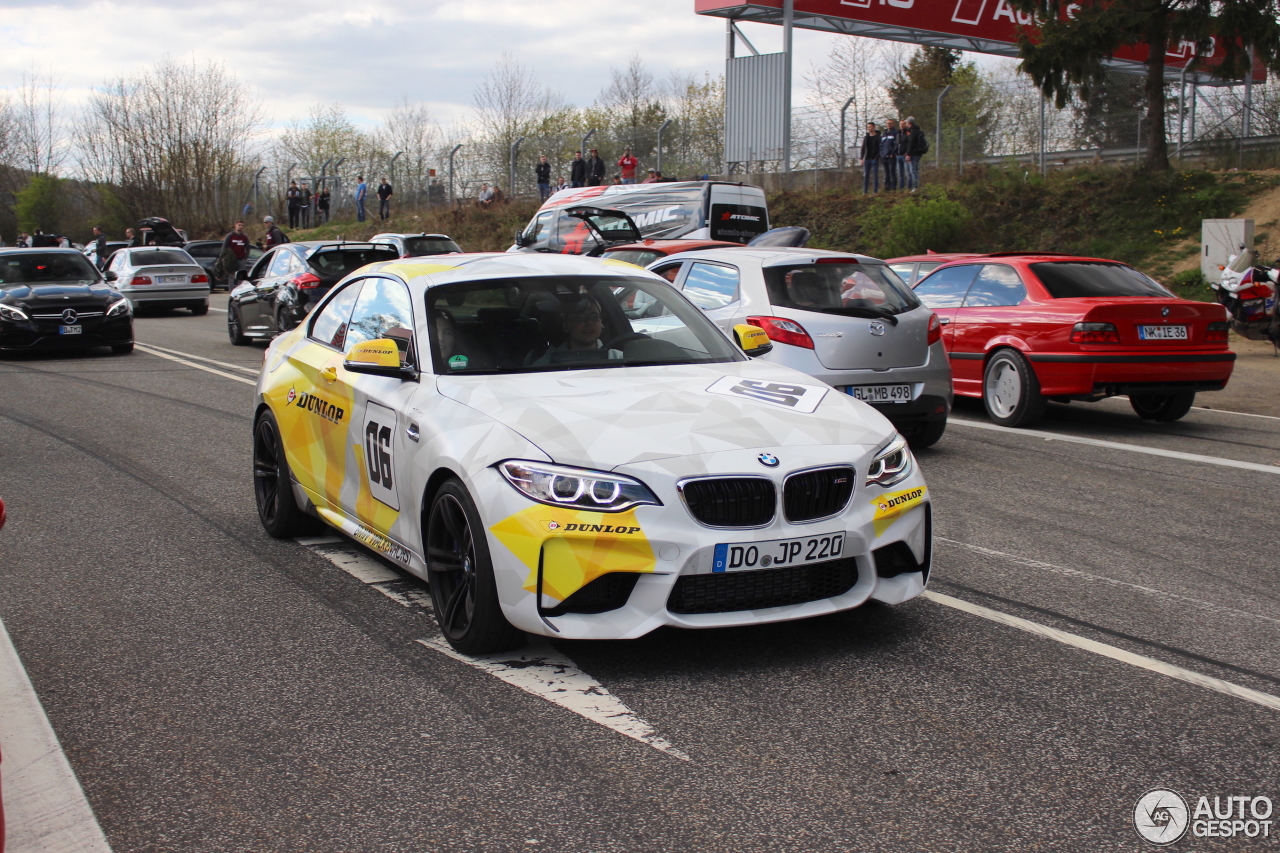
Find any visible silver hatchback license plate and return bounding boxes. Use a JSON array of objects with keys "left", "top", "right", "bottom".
[
  {"left": 712, "top": 533, "right": 846, "bottom": 573},
  {"left": 158, "top": 274, "right": 185, "bottom": 283},
  {"left": 59, "top": 325, "right": 82, "bottom": 335},
  {"left": 1138, "top": 324, "right": 1187, "bottom": 340},
  {"left": 847, "top": 384, "right": 912, "bottom": 403}
]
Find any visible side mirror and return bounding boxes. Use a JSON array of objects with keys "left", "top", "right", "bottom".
[
  {"left": 513, "top": 229, "right": 527, "bottom": 248},
  {"left": 104, "top": 270, "right": 117, "bottom": 282},
  {"left": 234, "top": 269, "right": 250, "bottom": 284},
  {"left": 733, "top": 324, "right": 773, "bottom": 358},
  {"left": 344, "top": 338, "right": 416, "bottom": 380}
]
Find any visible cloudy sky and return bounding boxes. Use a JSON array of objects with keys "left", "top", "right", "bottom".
[{"left": 0, "top": 0, "right": 852, "bottom": 130}]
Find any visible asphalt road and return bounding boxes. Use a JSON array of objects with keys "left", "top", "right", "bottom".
[{"left": 2, "top": 296, "right": 1278, "bottom": 852}]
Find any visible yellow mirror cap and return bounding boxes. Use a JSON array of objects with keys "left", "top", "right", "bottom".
[
  {"left": 345, "top": 339, "right": 402, "bottom": 368},
  {"left": 734, "top": 324, "right": 770, "bottom": 349}
]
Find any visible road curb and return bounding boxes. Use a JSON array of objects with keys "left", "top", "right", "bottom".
[{"left": 0, "top": 617, "right": 112, "bottom": 853}]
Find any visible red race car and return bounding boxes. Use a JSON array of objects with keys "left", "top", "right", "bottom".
[{"left": 912, "top": 253, "right": 1234, "bottom": 426}]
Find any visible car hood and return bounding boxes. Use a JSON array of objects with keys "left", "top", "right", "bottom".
[
  {"left": 1, "top": 282, "right": 113, "bottom": 305},
  {"left": 435, "top": 360, "right": 891, "bottom": 470}
]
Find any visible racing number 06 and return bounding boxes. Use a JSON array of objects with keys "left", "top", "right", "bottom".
[{"left": 365, "top": 420, "right": 393, "bottom": 488}]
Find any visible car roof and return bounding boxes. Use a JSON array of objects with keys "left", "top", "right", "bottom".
[
  {"left": 370, "top": 233, "right": 455, "bottom": 241},
  {"left": 359, "top": 251, "right": 664, "bottom": 288},
  {"left": 605, "top": 239, "right": 742, "bottom": 255},
  {"left": 1, "top": 247, "right": 94, "bottom": 256},
  {"left": 663, "top": 246, "right": 886, "bottom": 265},
  {"left": 886, "top": 253, "right": 987, "bottom": 264},
  {"left": 930, "top": 253, "right": 1121, "bottom": 266}
]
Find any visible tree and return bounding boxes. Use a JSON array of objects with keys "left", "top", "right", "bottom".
[
  {"left": 12, "top": 71, "right": 69, "bottom": 178},
  {"left": 380, "top": 99, "right": 440, "bottom": 205},
  {"left": 473, "top": 53, "right": 562, "bottom": 191},
  {"left": 887, "top": 48, "right": 999, "bottom": 161},
  {"left": 14, "top": 173, "right": 66, "bottom": 234},
  {"left": 803, "top": 37, "right": 897, "bottom": 166},
  {"left": 1005, "top": 0, "right": 1280, "bottom": 170}
]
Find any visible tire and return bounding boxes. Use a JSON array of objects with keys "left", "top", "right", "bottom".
[
  {"left": 425, "top": 479, "right": 524, "bottom": 654},
  {"left": 1130, "top": 391, "right": 1195, "bottom": 422},
  {"left": 907, "top": 418, "right": 947, "bottom": 449},
  {"left": 111, "top": 342, "right": 134, "bottom": 355},
  {"left": 190, "top": 303, "right": 209, "bottom": 316},
  {"left": 983, "top": 349, "right": 1047, "bottom": 428},
  {"left": 253, "top": 410, "right": 324, "bottom": 538},
  {"left": 228, "top": 306, "right": 249, "bottom": 346}
]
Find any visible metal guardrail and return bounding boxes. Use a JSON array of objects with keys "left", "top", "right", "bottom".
[{"left": 963, "top": 134, "right": 1280, "bottom": 169}]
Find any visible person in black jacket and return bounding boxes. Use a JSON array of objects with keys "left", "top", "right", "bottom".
[
  {"left": 880, "top": 120, "right": 900, "bottom": 192},
  {"left": 902, "top": 117, "right": 927, "bottom": 191},
  {"left": 286, "top": 181, "right": 302, "bottom": 228},
  {"left": 569, "top": 152, "right": 587, "bottom": 188},
  {"left": 585, "top": 148, "right": 606, "bottom": 186},
  {"left": 535, "top": 155, "right": 552, "bottom": 200},
  {"left": 859, "top": 123, "right": 881, "bottom": 194}
]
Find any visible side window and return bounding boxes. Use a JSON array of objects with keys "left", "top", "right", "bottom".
[
  {"left": 681, "top": 262, "right": 739, "bottom": 310},
  {"left": 650, "top": 262, "right": 683, "bottom": 284},
  {"left": 109, "top": 252, "right": 125, "bottom": 272},
  {"left": 309, "top": 281, "right": 364, "bottom": 350},
  {"left": 963, "top": 265, "right": 1027, "bottom": 308},
  {"left": 248, "top": 251, "right": 271, "bottom": 280},
  {"left": 268, "top": 249, "right": 294, "bottom": 277},
  {"left": 888, "top": 263, "right": 915, "bottom": 284},
  {"left": 524, "top": 211, "right": 554, "bottom": 245},
  {"left": 345, "top": 277, "right": 415, "bottom": 356},
  {"left": 913, "top": 264, "right": 980, "bottom": 309}
]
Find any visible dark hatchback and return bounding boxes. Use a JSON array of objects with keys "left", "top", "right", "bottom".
[
  {"left": 184, "top": 240, "right": 265, "bottom": 291},
  {"left": 227, "top": 241, "right": 397, "bottom": 344},
  {"left": 0, "top": 249, "right": 133, "bottom": 354}
]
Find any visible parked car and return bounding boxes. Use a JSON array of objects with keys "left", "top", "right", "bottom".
[
  {"left": 0, "top": 248, "right": 134, "bottom": 353},
  {"left": 369, "top": 233, "right": 462, "bottom": 258},
  {"left": 136, "top": 216, "right": 187, "bottom": 247},
  {"left": 84, "top": 240, "right": 130, "bottom": 270},
  {"left": 886, "top": 253, "right": 988, "bottom": 286},
  {"left": 601, "top": 227, "right": 811, "bottom": 269},
  {"left": 911, "top": 253, "right": 1235, "bottom": 426},
  {"left": 105, "top": 246, "right": 210, "bottom": 314},
  {"left": 511, "top": 181, "right": 770, "bottom": 254},
  {"left": 227, "top": 241, "right": 398, "bottom": 344},
  {"left": 648, "top": 247, "right": 952, "bottom": 447},
  {"left": 183, "top": 240, "right": 264, "bottom": 291}
]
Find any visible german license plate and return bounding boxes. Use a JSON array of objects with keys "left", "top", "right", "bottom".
[
  {"left": 59, "top": 325, "right": 82, "bottom": 335},
  {"left": 158, "top": 275, "right": 185, "bottom": 283},
  {"left": 1138, "top": 325, "right": 1187, "bottom": 340},
  {"left": 712, "top": 533, "right": 845, "bottom": 573},
  {"left": 847, "top": 384, "right": 912, "bottom": 403}
]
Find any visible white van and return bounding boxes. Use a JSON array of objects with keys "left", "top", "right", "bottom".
[{"left": 510, "top": 181, "right": 770, "bottom": 255}]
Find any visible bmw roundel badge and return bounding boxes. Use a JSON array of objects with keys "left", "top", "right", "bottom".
[
  {"left": 758, "top": 453, "right": 780, "bottom": 467},
  {"left": 1161, "top": 306, "right": 1171, "bottom": 317}
]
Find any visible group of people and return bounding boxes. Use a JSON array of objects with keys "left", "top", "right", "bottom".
[
  {"left": 10, "top": 229, "right": 74, "bottom": 248},
  {"left": 285, "top": 182, "right": 332, "bottom": 229},
  {"left": 534, "top": 148, "right": 677, "bottom": 200},
  {"left": 858, "top": 117, "right": 929, "bottom": 194},
  {"left": 354, "top": 176, "right": 395, "bottom": 223}
]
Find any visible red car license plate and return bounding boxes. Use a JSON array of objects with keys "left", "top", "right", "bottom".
[{"left": 1138, "top": 325, "right": 1187, "bottom": 340}]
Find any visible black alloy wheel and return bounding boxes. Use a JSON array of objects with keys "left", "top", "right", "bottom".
[
  {"left": 1130, "top": 391, "right": 1196, "bottom": 422},
  {"left": 253, "top": 410, "right": 322, "bottom": 538},
  {"left": 426, "top": 479, "right": 523, "bottom": 654},
  {"left": 228, "top": 306, "right": 249, "bottom": 345}
]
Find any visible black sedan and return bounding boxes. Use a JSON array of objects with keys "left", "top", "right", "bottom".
[
  {"left": 227, "top": 241, "right": 397, "bottom": 345},
  {"left": 0, "top": 249, "right": 134, "bottom": 354},
  {"left": 183, "top": 240, "right": 264, "bottom": 291}
]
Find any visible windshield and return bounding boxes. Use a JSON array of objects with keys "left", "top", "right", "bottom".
[
  {"left": 309, "top": 246, "right": 398, "bottom": 278},
  {"left": 763, "top": 261, "right": 921, "bottom": 316},
  {"left": 183, "top": 243, "right": 221, "bottom": 258},
  {"left": 1032, "top": 262, "right": 1174, "bottom": 298},
  {"left": 0, "top": 252, "right": 101, "bottom": 284},
  {"left": 402, "top": 236, "right": 461, "bottom": 257},
  {"left": 130, "top": 248, "right": 195, "bottom": 267},
  {"left": 427, "top": 275, "right": 743, "bottom": 375}
]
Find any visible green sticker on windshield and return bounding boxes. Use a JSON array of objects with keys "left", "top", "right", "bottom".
[{"left": 448, "top": 355, "right": 468, "bottom": 370}]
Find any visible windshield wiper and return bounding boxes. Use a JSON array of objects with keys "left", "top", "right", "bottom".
[{"left": 831, "top": 305, "right": 899, "bottom": 325}]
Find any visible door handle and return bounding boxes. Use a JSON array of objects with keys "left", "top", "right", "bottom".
[
  {"left": 320, "top": 366, "right": 337, "bottom": 383},
  {"left": 938, "top": 317, "right": 952, "bottom": 325}
]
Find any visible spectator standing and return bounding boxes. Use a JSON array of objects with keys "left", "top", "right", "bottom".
[
  {"left": 124, "top": 228, "right": 137, "bottom": 247},
  {"left": 263, "top": 216, "right": 288, "bottom": 249},
  {"left": 91, "top": 225, "right": 108, "bottom": 266},
  {"left": 585, "top": 148, "right": 606, "bottom": 186},
  {"left": 16, "top": 232, "right": 30, "bottom": 248},
  {"left": 902, "top": 117, "right": 927, "bottom": 191},
  {"left": 300, "top": 183, "right": 313, "bottom": 228},
  {"left": 286, "top": 181, "right": 302, "bottom": 228},
  {"left": 216, "top": 220, "right": 251, "bottom": 286},
  {"left": 570, "top": 152, "right": 587, "bottom": 188},
  {"left": 376, "top": 178, "right": 393, "bottom": 220},
  {"left": 535, "top": 155, "right": 552, "bottom": 200},
  {"left": 317, "top": 186, "right": 331, "bottom": 223},
  {"left": 880, "top": 120, "right": 900, "bottom": 192},
  {"left": 355, "top": 175, "right": 368, "bottom": 222},
  {"left": 859, "top": 122, "right": 881, "bottom": 195},
  {"left": 617, "top": 148, "right": 639, "bottom": 184}
]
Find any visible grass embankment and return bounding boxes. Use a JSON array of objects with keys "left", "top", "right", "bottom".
[{"left": 277, "top": 201, "right": 542, "bottom": 255}]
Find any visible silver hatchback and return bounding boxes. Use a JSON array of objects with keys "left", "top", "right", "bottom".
[{"left": 648, "top": 247, "right": 953, "bottom": 447}]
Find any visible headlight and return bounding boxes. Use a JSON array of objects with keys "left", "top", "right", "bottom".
[
  {"left": 0, "top": 304, "right": 29, "bottom": 322},
  {"left": 105, "top": 297, "right": 131, "bottom": 318},
  {"left": 865, "top": 435, "right": 912, "bottom": 488},
  {"left": 497, "top": 460, "right": 662, "bottom": 512}
]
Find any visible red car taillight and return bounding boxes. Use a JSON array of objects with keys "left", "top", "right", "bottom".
[
  {"left": 1070, "top": 322, "right": 1120, "bottom": 344},
  {"left": 1206, "top": 321, "right": 1229, "bottom": 343},
  {"left": 926, "top": 312, "right": 942, "bottom": 345},
  {"left": 293, "top": 273, "right": 322, "bottom": 289},
  {"left": 130, "top": 275, "right": 152, "bottom": 286},
  {"left": 747, "top": 315, "right": 814, "bottom": 349},
  {"left": 191, "top": 273, "right": 209, "bottom": 284}
]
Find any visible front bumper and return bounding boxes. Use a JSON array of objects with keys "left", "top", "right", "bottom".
[
  {"left": 122, "top": 286, "right": 210, "bottom": 308},
  {"left": 0, "top": 315, "right": 133, "bottom": 350},
  {"left": 481, "top": 444, "right": 932, "bottom": 640}
]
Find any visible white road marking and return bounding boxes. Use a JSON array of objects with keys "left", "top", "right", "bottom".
[
  {"left": 925, "top": 591, "right": 1280, "bottom": 713},
  {"left": 300, "top": 537, "right": 689, "bottom": 760},
  {"left": 938, "top": 537, "right": 1280, "bottom": 629},
  {"left": 1194, "top": 406, "right": 1280, "bottom": 422},
  {"left": 133, "top": 343, "right": 256, "bottom": 386},
  {"left": 135, "top": 342, "right": 259, "bottom": 374},
  {"left": 209, "top": 307, "right": 227, "bottom": 313},
  {"left": 950, "top": 418, "right": 1280, "bottom": 476},
  {"left": 0, "top": 617, "right": 114, "bottom": 853}
]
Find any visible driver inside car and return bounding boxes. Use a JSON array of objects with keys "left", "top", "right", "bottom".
[{"left": 528, "top": 296, "right": 625, "bottom": 366}]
